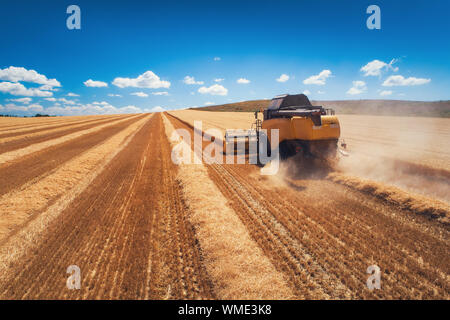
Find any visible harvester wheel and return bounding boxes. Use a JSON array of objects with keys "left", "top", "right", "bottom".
[{"left": 279, "top": 141, "right": 296, "bottom": 160}]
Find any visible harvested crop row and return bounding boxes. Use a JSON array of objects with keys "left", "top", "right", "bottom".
[
  {"left": 0, "top": 115, "right": 121, "bottom": 138},
  {"left": 0, "top": 118, "right": 81, "bottom": 133},
  {"left": 0, "top": 113, "right": 214, "bottom": 299},
  {"left": 0, "top": 114, "right": 147, "bottom": 197},
  {"left": 162, "top": 113, "right": 293, "bottom": 299},
  {"left": 0, "top": 115, "right": 134, "bottom": 154},
  {"left": 0, "top": 114, "right": 121, "bottom": 142},
  {"left": 0, "top": 114, "right": 142, "bottom": 165},
  {"left": 0, "top": 114, "right": 151, "bottom": 244},
  {"left": 0, "top": 115, "right": 99, "bottom": 129},
  {"left": 328, "top": 172, "right": 450, "bottom": 225}
]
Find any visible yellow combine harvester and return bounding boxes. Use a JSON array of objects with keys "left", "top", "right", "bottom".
[{"left": 224, "top": 93, "right": 347, "bottom": 162}]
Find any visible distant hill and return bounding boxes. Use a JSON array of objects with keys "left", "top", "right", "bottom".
[
  {"left": 0, "top": 113, "right": 54, "bottom": 118},
  {"left": 190, "top": 99, "right": 450, "bottom": 118}
]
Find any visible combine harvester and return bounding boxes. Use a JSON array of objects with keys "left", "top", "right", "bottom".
[{"left": 224, "top": 94, "right": 348, "bottom": 163}]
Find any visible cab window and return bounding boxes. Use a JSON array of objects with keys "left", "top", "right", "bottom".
[{"left": 268, "top": 98, "right": 282, "bottom": 110}]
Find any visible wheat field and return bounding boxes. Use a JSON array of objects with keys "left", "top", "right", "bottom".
[{"left": 0, "top": 111, "right": 447, "bottom": 299}]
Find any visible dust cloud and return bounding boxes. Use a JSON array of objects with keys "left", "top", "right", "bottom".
[{"left": 336, "top": 115, "right": 450, "bottom": 203}]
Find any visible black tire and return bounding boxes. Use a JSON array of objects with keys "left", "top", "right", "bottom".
[{"left": 279, "top": 141, "right": 295, "bottom": 160}]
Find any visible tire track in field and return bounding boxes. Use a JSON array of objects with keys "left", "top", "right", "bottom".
[
  {"left": 0, "top": 114, "right": 146, "bottom": 197},
  {"left": 0, "top": 114, "right": 214, "bottom": 299},
  {"left": 167, "top": 112, "right": 449, "bottom": 300}
]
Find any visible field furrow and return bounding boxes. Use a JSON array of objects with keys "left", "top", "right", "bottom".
[
  {"left": 0, "top": 116, "right": 104, "bottom": 131},
  {"left": 0, "top": 114, "right": 142, "bottom": 165},
  {"left": 0, "top": 115, "right": 121, "bottom": 139}
]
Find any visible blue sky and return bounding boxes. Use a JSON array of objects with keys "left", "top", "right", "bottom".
[{"left": 0, "top": 0, "right": 449, "bottom": 116}]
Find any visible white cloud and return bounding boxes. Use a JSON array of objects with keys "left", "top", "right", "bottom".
[
  {"left": 45, "top": 102, "right": 143, "bottom": 116},
  {"left": 58, "top": 98, "right": 77, "bottom": 105},
  {"left": 151, "top": 91, "right": 169, "bottom": 96},
  {"left": 120, "top": 106, "right": 142, "bottom": 114},
  {"left": 214, "top": 78, "right": 224, "bottom": 82},
  {"left": 28, "top": 104, "right": 44, "bottom": 112},
  {"left": 108, "top": 94, "right": 122, "bottom": 97},
  {"left": 198, "top": 84, "right": 228, "bottom": 96},
  {"left": 1, "top": 103, "right": 43, "bottom": 113},
  {"left": 276, "top": 74, "right": 289, "bottom": 82},
  {"left": 67, "top": 92, "right": 79, "bottom": 97},
  {"left": 84, "top": 79, "right": 108, "bottom": 87},
  {"left": 382, "top": 75, "right": 431, "bottom": 87},
  {"left": 302, "top": 90, "right": 311, "bottom": 95},
  {"left": 204, "top": 101, "right": 215, "bottom": 106},
  {"left": 0, "top": 81, "right": 53, "bottom": 97},
  {"left": 8, "top": 97, "right": 32, "bottom": 104},
  {"left": 3, "top": 103, "right": 27, "bottom": 112},
  {"left": 317, "top": 90, "right": 325, "bottom": 94},
  {"left": 0, "top": 66, "right": 61, "bottom": 87},
  {"left": 131, "top": 91, "right": 149, "bottom": 98},
  {"left": 237, "top": 78, "right": 250, "bottom": 84},
  {"left": 112, "top": 71, "right": 170, "bottom": 89},
  {"left": 43, "top": 97, "right": 77, "bottom": 104},
  {"left": 39, "top": 84, "right": 59, "bottom": 91},
  {"left": 360, "top": 59, "right": 398, "bottom": 77},
  {"left": 149, "top": 106, "right": 166, "bottom": 112},
  {"left": 213, "top": 57, "right": 221, "bottom": 61},
  {"left": 379, "top": 90, "right": 393, "bottom": 96},
  {"left": 347, "top": 80, "right": 367, "bottom": 95},
  {"left": 183, "top": 76, "right": 204, "bottom": 85},
  {"left": 303, "top": 70, "right": 332, "bottom": 85}
]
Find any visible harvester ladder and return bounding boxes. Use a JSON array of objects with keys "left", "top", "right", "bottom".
[{"left": 253, "top": 110, "right": 263, "bottom": 164}]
